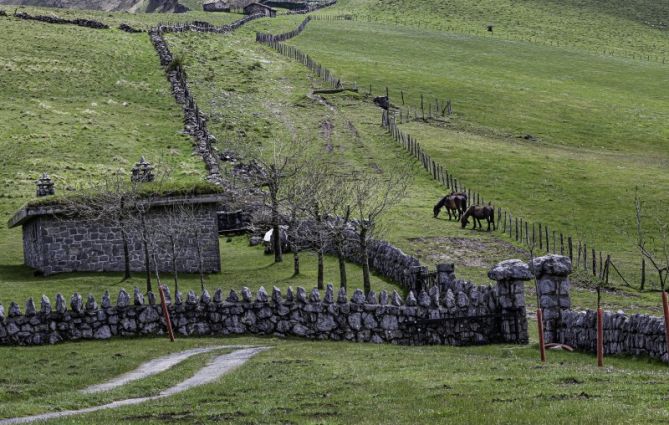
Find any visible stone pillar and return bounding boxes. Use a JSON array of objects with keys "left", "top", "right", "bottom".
[
  {"left": 436, "top": 263, "right": 455, "bottom": 291},
  {"left": 488, "top": 259, "right": 532, "bottom": 344},
  {"left": 411, "top": 265, "right": 429, "bottom": 293},
  {"left": 531, "top": 254, "right": 572, "bottom": 344}
]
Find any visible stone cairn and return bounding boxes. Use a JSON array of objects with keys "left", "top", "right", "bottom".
[
  {"left": 0, "top": 261, "right": 530, "bottom": 346},
  {"left": 131, "top": 157, "right": 155, "bottom": 183},
  {"left": 35, "top": 173, "right": 55, "bottom": 197}
]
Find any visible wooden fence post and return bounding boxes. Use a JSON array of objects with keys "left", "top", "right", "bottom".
[
  {"left": 583, "top": 243, "right": 588, "bottom": 271},
  {"left": 525, "top": 221, "right": 529, "bottom": 245},
  {"left": 568, "top": 236, "right": 573, "bottom": 262},
  {"left": 539, "top": 223, "right": 543, "bottom": 250}
]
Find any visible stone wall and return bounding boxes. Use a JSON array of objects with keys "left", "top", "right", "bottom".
[
  {"left": 560, "top": 310, "right": 668, "bottom": 362},
  {"left": 20, "top": 202, "right": 220, "bottom": 276},
  {"left": 534, "top": 254, "right": 669, "bottom": 363},
  {"left": 0, "top": 260, "right": 529, "bottom": 346}
]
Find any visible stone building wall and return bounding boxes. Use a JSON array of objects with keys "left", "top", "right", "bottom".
[
  {"left": 0, "top": 260, "right": 530, "bottom": 346},
  {"left": 20, "top": 204, "right": 220, "bottom": 276}
]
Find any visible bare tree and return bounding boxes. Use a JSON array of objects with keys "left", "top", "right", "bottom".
[
  {"left": 348, "top": 170, "right": 410, "bottom": 294},
  {"left": 59, "top": 174, "right": 139, "bottom": 282},
  {"left": 239, "top": 140, "right": 302, "bottom": 264},
  {"left": 319, "top": 175, "right": 354, "bottom": 289},
  {"left": 635, "top": 189, "right": 669, "bottom": 290}
]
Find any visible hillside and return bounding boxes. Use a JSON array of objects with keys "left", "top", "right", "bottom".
[
  {"left": 0, "top": 0, "right": 185, "bottom": 12},
  {"left": 282, "top": 6, "right": 669, "bottom": 288},
  {"left": 327, "top": 0, "right": 669, "bottom": 57},
  {"left": 1, "top": 4, "right": 669, "bottom": 425}
]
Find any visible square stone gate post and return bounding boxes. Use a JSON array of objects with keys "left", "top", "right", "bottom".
[{"left": 531, "top": 254, "right": 572, "bottom": 344}]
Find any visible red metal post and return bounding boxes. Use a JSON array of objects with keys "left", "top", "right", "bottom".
[
  {"left": 158, "top": 285, "right": 175, "bottom": 342},
  {"left": 537, "top": 308, "right": 546, "bottom": 363},
  {"left": 596, "top": 307, "right": 604, "bottom": 367}
]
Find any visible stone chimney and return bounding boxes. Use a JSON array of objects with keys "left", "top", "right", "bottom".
[
  {"left": 36, "top": 173, "right": 55, "bottom": 197},
  {"left": 131, "top": 156, "right": 155, "bottom": 183}
]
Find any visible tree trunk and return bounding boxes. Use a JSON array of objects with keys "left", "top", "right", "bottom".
[
  {"left": 141, "top": 214, "right": 152, "bottom": 293},
  {"left": 271, "top": 187, "right": 282, "bottom": 263},
  {"left": 317, "top": 250, "right": 324, "bottom": 290},
  {"left": 121, "top": 230, "right": 131, "bottom": 281},
  {"left": 360, "top": 229, "right": 371, "bottom": 294},
  {"left": 195, "top": 231, "right": 205, "bottom": 292},
  {"left": 338, "top": 251, "right": 347, "bottom": 289},
  {"left": 119, "top": 197, "right": 131, "bottom": 281},
  {"left": 170, "top": 235, "right": 179, "bottom": 294},
  {"left": 293, "top": 247, "right": 300, "bottom": 276}
]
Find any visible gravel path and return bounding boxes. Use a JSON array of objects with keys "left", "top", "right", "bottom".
[{"left": 0, "top": 346, "right": 269, "bottom": 425}]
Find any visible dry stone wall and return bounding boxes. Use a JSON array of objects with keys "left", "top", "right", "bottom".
[
  {"left": 0, "top": 260, "right": 529, "bottom": 346},
  {"left": 534, "top": 254, "right": 669, "bottom": 363},
  {"left": 0, "top": 274, "right": 527, "bottom": 345},
  {"left": 13, "top": 12, "right": 109, "bottom": 29}
]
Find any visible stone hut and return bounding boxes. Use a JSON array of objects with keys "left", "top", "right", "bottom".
[
  {"left": 8, "top": 193, "right": 223, "bottom": 276},
  {"left": 243, "top": 2, "right": 276, "bottom": 16},
  {"left": 203, "top": 0, "right": 231, "bottom": 12}
]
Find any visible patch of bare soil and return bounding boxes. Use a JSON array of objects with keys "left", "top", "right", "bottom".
[
  {"left": 320, "top": 119, "right": 334, "bottom": 151},
  {"left": 407, "top": 236, "right": 527, "bottom": 269}
]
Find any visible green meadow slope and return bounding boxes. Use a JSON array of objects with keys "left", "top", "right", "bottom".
[
  {"left": 285, "top": 14, "right": 668, "bottom": 287},
  {"left": 326, "top": 0, "right": 669, "bottom": 57}
]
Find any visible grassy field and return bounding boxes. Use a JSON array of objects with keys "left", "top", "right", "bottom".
[
  {"left": 323, "top": 0, "right": 669, "bottom": 59},
  {"left": 283, "top": 18, "right": 669, "bottom": 289},
  {"left": 0, "top": 3, "right": 668, "bottom": 424},
  {"left": 2, "top": 332, "right": 669, "bottom": 424},
  {"left": 0, "top": 13, "right": 392, "bottom": 306}
]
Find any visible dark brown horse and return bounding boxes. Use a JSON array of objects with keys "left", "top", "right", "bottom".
[
  {"left": 433, "top": 192, "right": 468, "bottom": 220},
  {"left": 460, "top": 205, "right": 495, "bottom": 231}
]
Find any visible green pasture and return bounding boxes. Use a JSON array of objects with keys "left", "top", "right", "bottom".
[
  {"left": 2, "top": 333, "right": 669, "bottom": 424},
  {"left": 324, "top": 0, "right": 669, "bottom": 58},
  {"left": 282, "top": 19, "right": 669, "bottom": 288}
]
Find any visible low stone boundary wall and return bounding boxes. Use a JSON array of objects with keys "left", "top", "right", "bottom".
[
  {"left": 13, "top": 12, "right": 109, "bottom": 29},
  {"left": 535, "top": 254, "right": 668, "bottom": 363},
  {"left": 0, "top": 260, "right": 529, "bottom": 346},
  {"left": 560, "top": 310, "right": 668, "bottom": 362},
  {"left": 287, "top": 0, "right": 337, "bottom": 14}
]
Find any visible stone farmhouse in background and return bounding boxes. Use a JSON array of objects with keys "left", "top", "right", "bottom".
[{"left": 8, "top": 192, "right": 223, "bottom": 277}]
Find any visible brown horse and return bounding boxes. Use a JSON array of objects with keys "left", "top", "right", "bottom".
[
  {"left": 460, "top": 205, "right": 495, "bottom": 231},
  {"left": 433, "top": 192, "right": 467, "bottom": 220}
]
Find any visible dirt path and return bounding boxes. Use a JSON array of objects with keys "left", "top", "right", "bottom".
[
  {"left": 81, "top": 345, "right": 256, "bottom": 394},
  {"left": 0, "top": 346, "right": 269, "bottom": 425}
]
